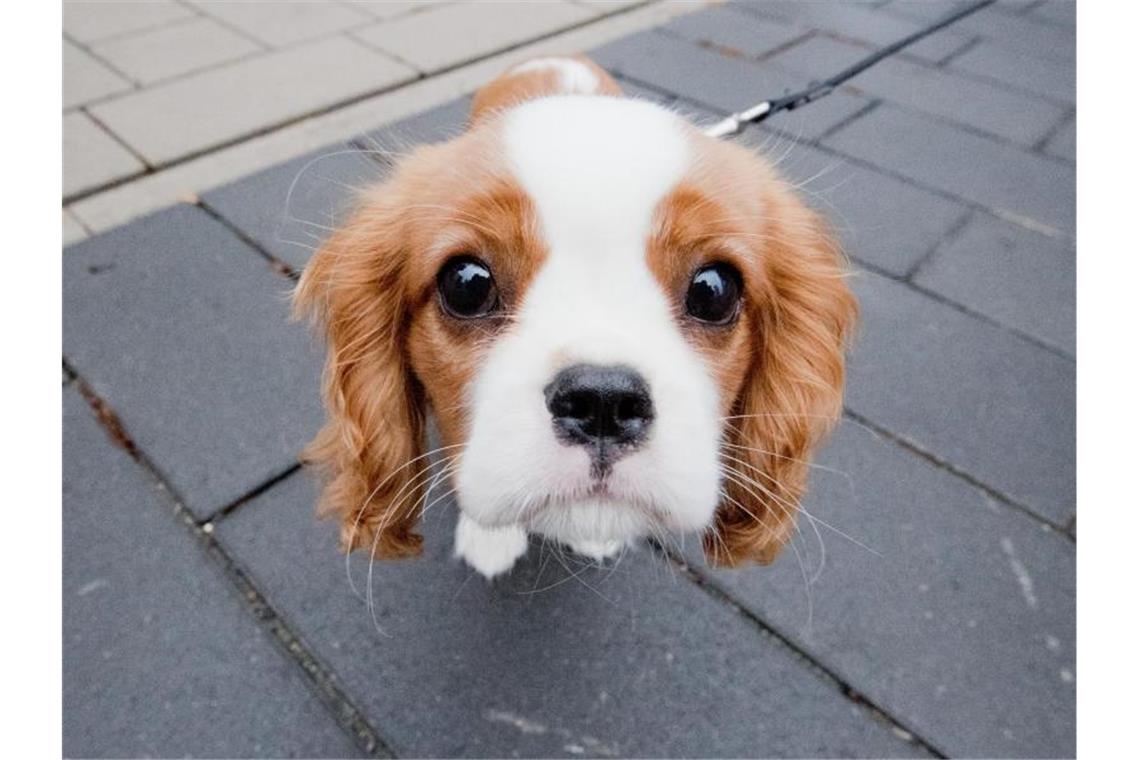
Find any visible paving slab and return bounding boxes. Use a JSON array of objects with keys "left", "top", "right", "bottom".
[
  {"left": 203, "top": 98, "right": 471, "bottom": 271},
  {"left": 188, "top": 0, "right": 372, "bottom": 47},
  {"left": 62, "top": 203, "right": 324, "bottom": 519},
  {"left": 767, "top": 35, "right": 1068, "bottom": 147},
  {"left": 63, "top": 0, "right": 194, "bottom": 44},
  {"left": 352, "top": 1, "right": 594, "bottom": 74},
  {"left": 346, "top": 1, "right": 452, "bottom": 21},
  {"left": 591, "top": 30, "right": 871, "bottom": 141},
  {"left": 90, "top": 16, "right": 262, "bottom": 86},
  {"left": 215, "top": 473, "right": 926, "bottom": 759},
  {"left": 202, "top": 143, "right": 382, "bottom": 271},
  {"left": 62, "top": 388, "right": 363, "bottom": 759},
  {"left": 63, "top": 209, "right": 88, "bottom": 246},
  {"left": 947, "top": 40, "right": 1075, "bottom": 105},
  {"left": 63, "top": 39, "right": 132, "bottom": 109},
  {"left": 1029, "top": 0, "right": 1076, "bottom": 27},
  {"left": 823, "top": 103, "right": 1075, "bottom": 235},
  {"left": 1043, "top": 114, "right": 1075, "bottom": 163},
  {"left": 934, "top": 1, "right": 1075, "bottom": 61},
  {"left": 63, "top": 111, "right": 145, "bottom": 198},
  {"left": 913, "top": 212, "right": 1075, "bottom": 355},
  {"left": 687, "top": 421, "right": 1075, "bottom": 758},
  {"left": 352, "top": 95, "right": 473, "bottom": 154},
  {"left": 728, "top": 0, "right": 975, "bottom": 64},
  {"left": 659, "top": 5, "right": 806, "bottom": 58},
  {"left": 574, "top": 0, "right": 646, "bottom": 10},
  {"left": 845, "top": 271, "right": 1074, "bottom": 525},
  {"left": 737, "top": 130, "right": 968, "bottom": 277},
  {"left": 89, "top": 36, "right": 417, "bottom": 166}
]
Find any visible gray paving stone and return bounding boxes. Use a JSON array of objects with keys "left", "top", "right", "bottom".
[
  {"left": 63, "top": 39, "right": 132, "bottom": 109},
  {"left": 846, "top": 272, "right": 1074, "bottom": 524},
  {"left": 1030, "top": 0, "right": 1076, "bottom": 27},
  {"left": 1043, "top": 114, "right": 1075, "bottom": 162},
  {"left": 737, "top": 130, "right": 967, "bottom": 276},
  {"left": 913, "top": 212, "right": 1074, "bottom": 355},
  {"left": 62, "top": 388, "right": 363, "bottom": 759},
  {"left": 90, "top": 16, "right": 261, "bottom": 86},
  {"left": 660, "top": 5, "right": 806, "bottom": 58},
  {"left": 591, "top": 30, "right": 871, "bottom": 141},
  {"left": 202, "top": 144, "right": 383, "bottom": 271},
  {"left": 89, "top": 37, "right": 417, "bottom": 166},
  {"left": 947, "top": 40, "right": 1075, "bottom": 104},
  {"left": 353, "top": 95, "right": 473, "bottom": 155},
  {"left": 352, "top": 1, "right": 594, "bottom": 74},
  {"left": 728, "top": 0, "right": 976, "bottom": 64},
  {"left": 885, "top": 1, "right": 1042, "bottom": 24},
  {"left": 203, "top": 99, "right": 471, "bottom": 271},
  {"left": 216, "top": 473, "right": 926, "bottom": 759},
  {"left": 942, "top": 1, "right": 1075, "bottom": 61},
  {"left": 824, "top": 104, "right": 1075, "bottom": 235},
  {"left": 614, "top": 76, "right": 677, "bottom": 107},
  {"left": 881, "top": 0, "right": 969, "bottom": 22},
  {"left": 768, "top": 35, "right": 1068, "bottom": 146},
  {"left": 62, "top": 204, "right": 324, "bottom": 519},
  {"left": 689, "top": 421, "right": 1075, "bottom": 758}
]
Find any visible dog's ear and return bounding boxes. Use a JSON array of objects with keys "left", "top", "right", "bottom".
[
  {"left": 293, "top": 188, "right": 426, "bottom": 559},
  {"left": 705, "top": 189, "right": 858, "bottom": 567},
  {"left": 468, "top": 55, "right": 622, "bottom": 127}
]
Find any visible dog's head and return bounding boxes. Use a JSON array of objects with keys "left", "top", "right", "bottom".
[{"left": 295, "top": 57, "right": 857, "bottom": 566}]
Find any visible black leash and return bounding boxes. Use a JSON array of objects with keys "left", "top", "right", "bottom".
[{"left": 705, "top": 0, "right": 996, "bottom": 138}]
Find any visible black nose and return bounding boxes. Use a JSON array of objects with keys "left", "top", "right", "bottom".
[{"left": 544, "top": 364, "right": 654, "bottom": 463}]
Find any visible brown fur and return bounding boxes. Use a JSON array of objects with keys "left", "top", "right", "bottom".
[
  {"left": 294, "top": 124, "right": 548, "bottom": 558},
  {"left": 658, "top": 134, "right": 859, "bottom": 566},
  {"left": 469, "top": 55, "right": 621, "bottom": 126},
  {"left": 296, "top": 56, "right": 857, "bottom": 568}
]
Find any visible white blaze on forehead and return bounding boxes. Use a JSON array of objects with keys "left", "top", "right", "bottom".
[
  {"left": 458, "top": 95, "right": 721, "bottom": 541},
  {"left": 510, "top": 57, "right": 600, "bottom": 94},
  {"left": 504, "top": 95, "right": 689, "bottom": 259}
]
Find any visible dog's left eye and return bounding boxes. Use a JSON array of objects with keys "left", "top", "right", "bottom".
[
  {"left": 686, "top": 262, "right": 742, "bottom": 325},
  {"left": 437, "top": 256, "right": 499, "bottom": 318}
]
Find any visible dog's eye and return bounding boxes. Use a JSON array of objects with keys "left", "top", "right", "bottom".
[
  {"left": 437, "top": 256, "right": 498, "bottom": 318},
  {"left": 685, "top": 263, "right": 742, "bottom": 325}
]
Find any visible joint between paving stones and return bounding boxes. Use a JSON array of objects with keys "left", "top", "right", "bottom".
[
  {"left": 206, "top": 462, "right": 304, "bottom": 525},
  {"left": 843, "top": 408, "right": 1075, "bottom": 537},
  {"left": 196, "top": 199, "right": 301, "bottom": 279},
  {"left": 64, "top": 365, "right": 399, "bottom": 759},
  {"left": 67, "top": 0, "right": 660, "bottom": 209},
  {"left": 649, "top": 539, "right": 949, "bottom": 760}
]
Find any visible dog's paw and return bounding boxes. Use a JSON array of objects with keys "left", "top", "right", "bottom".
[
  {"left": 566, "top": 538, "right": 626, "bottom": 563},
  {"left": 454, "top": 514, "right": 529, "bottom": 579}
]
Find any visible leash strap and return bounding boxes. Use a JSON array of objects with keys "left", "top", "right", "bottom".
[{"left": 704, "top": 0, "right": 996, "bottom": 138}]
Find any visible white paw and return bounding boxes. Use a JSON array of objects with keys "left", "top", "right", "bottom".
[
  {"left": 454, "top": 514, "right": 529, "bottom": 579},
  {"left": 566, "top": 538, "right": 626, "bottom": 562}
]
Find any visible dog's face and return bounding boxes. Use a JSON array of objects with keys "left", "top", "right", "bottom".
[{"left": 296, "top": 64, "right": 856, "bottom": 569}]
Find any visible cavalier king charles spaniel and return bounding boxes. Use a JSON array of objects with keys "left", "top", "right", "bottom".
[{"left": 295, "top": 56, "right": 858, "bottom": 579}]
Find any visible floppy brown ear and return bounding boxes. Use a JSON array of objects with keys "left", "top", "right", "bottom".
[
  {"left": 293, "top": 190, "right": 426, "bottom": 558},
  {"left": 705, "top": 189, "right": 859, "bottom": 567}
]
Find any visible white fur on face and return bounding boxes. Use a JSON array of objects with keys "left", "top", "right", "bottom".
[{"left": 455, "top": 96, "right": 723, "bottom": 550}]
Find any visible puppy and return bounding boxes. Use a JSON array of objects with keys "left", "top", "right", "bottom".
[{"left": 294, "top": 56, "right": 857, "bottom": 579}]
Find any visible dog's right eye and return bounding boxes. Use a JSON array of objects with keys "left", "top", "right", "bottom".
[{"left": 437, "top": 256, "right": 499, "bottom": 319}]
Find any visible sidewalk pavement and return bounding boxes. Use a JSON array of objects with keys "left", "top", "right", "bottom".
[
  {"left": 63, "top": 1, "right": 1076, "bottom": 757},
  {"left": 63, "top": 0, "right": 685, "bottom": 239}
]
